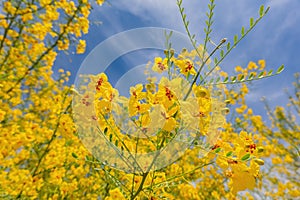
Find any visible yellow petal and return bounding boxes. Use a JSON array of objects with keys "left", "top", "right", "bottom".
[{"left": 231, "top": 171, "right": 256, "bottom": 194}]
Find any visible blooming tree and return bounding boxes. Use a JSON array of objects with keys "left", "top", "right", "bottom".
[{"left": 0, "top": 0, "right": 295, "bottom": 200}]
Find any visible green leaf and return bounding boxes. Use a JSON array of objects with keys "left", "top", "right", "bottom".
[
  {"left": 241, "top": 153, "right": 251, "bottom": 161},
  {"left": 216, "top": 77, "right": 221, "bottom": 83},
  {"left": 259, "top": 5, "right": 264, "bottom": 17},
  {"left": 215, "top": 147, "right": 221, "bottom": 153},
  {"left": 72, "top": 152, "right": 78, "bottom": 159},
  {"left": 220, "top": 49, "right": 224, "bottom": 58},
  {"left": 227, "top": 42, "right": 231, "bottom": 51},
  {"left": 239, "top": 74, "right": 245, "bottom": 81},
  {"left": 248, "top": 73, "right": 254, "bottom": 80},
  {"left": 199, "top": 75, "right": 204, "bottom": 82},
  {"left": 223, "top": 76, "right": 229, "bottom": 83},
  {"left": 115, "top": 140, "right": 118, "bottom": 147},
  {"left": 214, "top": 57, "right": 218, "bottom": 64},
  {"left": 267, "top": 69, "right": 273, "bottom": 76},
  {"left": 104, "top": 127, "right": 108, "bottom": 134},
  {"left": 209, "top": 78, "right": 214, "bottom": 83},
  {"left": 65, "top": 140, "right": 73, "bottom": 146},
  {"left": 276, "top": 65, "right": 284, "bottom": 74},
  {"left": 85, "top": 155, "right": 90, "bottom": 161},
  {"left": 187, "top": 72, "right": 191, "bottom": 79},
  {"left": 234, "top": 35, "right": 238, "bottom": 44},
  {"left": 241, "top": 26, "right": 245, "bottom": 36},
  {"left": 109, "top": 134, "right": 113, "bottom": 142},
  {"left": 250, "top": 17, "right": 254, "bottom": 27},
  {"left": 206, "top": 12, "right": 210, "bottom": 18},
  {"left": 258, "top": 71, "right": 265, "bottom": 78},
  {"left": 205, "top": 20, "right": 209, "bottom": 26},
  {"left": 226, "top": 151, "right": 233, "bottom": 157},
  {"left": 231, "top": 76, "right": 237, "bottom": 82}
]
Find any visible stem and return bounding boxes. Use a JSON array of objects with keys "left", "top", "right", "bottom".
[
  {"left": 96, "top": 115, "right": 144, "bottom": 173},
  {"left": 184, "top": 38, "right": 226, "bottom": 100},
  {"left": 200, "top": 0, "right": 215, "bottom": 68},
  {"left": 144, "top": 161, "right": 214, "bottom": 190},
  {"left": 131, "top": 172, "right": 149, "bottom": 200},
  {"left": 130, "top": 137, "right": 166, "bottom": 199},
  {"left": 177, "top": 0, "right": 205, "bottom": 66},
  {"left": 200, "top": 7, "right": 270, "bottom": 84}
]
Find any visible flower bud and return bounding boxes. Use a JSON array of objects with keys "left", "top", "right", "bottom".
[
  {"left": 222, "top": 108, "right": 230, "bottom": 115},
  {"left": 170, "top": 48, "right": 175, "bottom": 56},
  {"left": 220, "top": 38, "right": 227, "bottom": 44},
  {"left": 257, "top": 147, "right": 264, "bottom": 153},
  {"left": 254, "top": 158, "right": 265, "bottom": 165},
  {"left": 197, "top": 88, "right": 207, "bottom": 97},
  {"left": 181, "top": 48, "right": 187, "bottom": 53}
]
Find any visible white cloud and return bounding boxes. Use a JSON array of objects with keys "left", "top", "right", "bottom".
[
  {"left": 89, "top": 0, "right": 300, "bottom": 112},
  {"left": 109, "top": 0, "right": 180, "bottom": 23},
  {"left": 268, "top": 0, "right": 293, "bottom": 7}
]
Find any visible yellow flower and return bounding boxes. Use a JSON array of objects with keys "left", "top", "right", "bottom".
[
  {"left": 57, "top": 39, "right": 69, "bottom": 50},
  {"left": 161, "top": 112, "right": 177, "bottom": 132},
  {"left": 235, "top": 66, "right": 243, "bottom": 72},
  {"left": 21, "top": 12, "right": 33, "bottom": 22},
  {"left": 230, "top": 171, "right": 256, "bottom": 194},
  {"left": 247, "top": 108, "right": 253, "bottom": 115},
  {"left": 128, "top": 100, "right": 150, "bottom": 117},
  {"left": 4, "top": 2, "right": 16, "bottom": 14},
  {"left": 258, "top": 60, "right": 265, "bottom": 70},
  {"left": 76, "top": 39, "right": 86, "bottom": 54},
  {"left": 94, "top": 73, "right": 112, "bottom": 96},
  {"left": 129, "top": 84, "right": 146, "bottom": 100},
  {"left": 96, "top": 0, "right": 105, "bottom": 5},
  {"left": 235, "top": 105, "right": 247, "bottom": 114},
  {"left": 289, "top": 189, "right": 300, "bottom": 198},
  {"left": 220, "top": 71, "right": 228, "bottom": 77},
  {"left": 272, "top": 157, "right": 282, "bottom": 164},
  {"left": 284, "top": 154, "right": 293, "bottom": 163},
  {"left": 105, "top": 188, "right": 126, "bottom": 200},
  {"left": 241, "top": 83, "right": 249, "bottom": 94},
  {"left": 174, "top": 59, "right": 197, "bottom": 77},
  {"left": 247, "top": 61, "right": 258, "bottom": 70},
  {"left": 0, "top": 109, "right": 6, "bottom": 122},
  {"left": 152, "top": 57, "right": 168, "bottom": 73}
]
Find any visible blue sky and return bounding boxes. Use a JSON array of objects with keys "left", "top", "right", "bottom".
[{"left": 54, "top": 0, "right": 300, "bottom": 122}]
